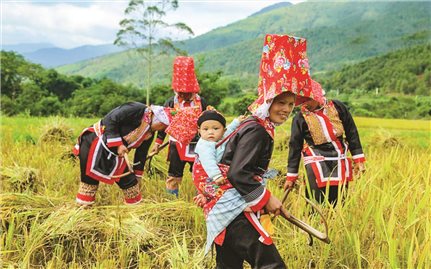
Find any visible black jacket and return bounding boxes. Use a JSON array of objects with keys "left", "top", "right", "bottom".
[
  {"left": 287, "top": 99, "right": 364, "bottom": 175},
  {"left": 220, "top": 117, "right": 273, "bottom": 203}
]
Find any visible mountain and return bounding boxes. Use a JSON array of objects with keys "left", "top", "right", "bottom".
[
  {"left": 2, "top": 42, "right": 55, "bottom": 54},
  {"left": 249, "top": 2, "right": 292, "bottom": 17},
  {"left": 57, "top": 1, "right": 431, "bottom": 88},
  {"left": 22, "top": 44, "right": 126, "bottom": 67}
]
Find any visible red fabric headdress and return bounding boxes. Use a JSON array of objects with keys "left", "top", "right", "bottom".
[
  {"left": 295, "top": 79, "right": 326, "bottom": 106},
  {"left": 249, "top": 34, "right": 313, "bottom": 113},
  {"left": 172, "top": 56, "right": 200, "bottom": 93}
]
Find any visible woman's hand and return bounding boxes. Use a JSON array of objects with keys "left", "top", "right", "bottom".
[
  {"left": 353, "top": 162, "right": 366, "bottom": 177},
  {"left": 264, "top": 195, "right": 283, "bottom": 217},
  {"left": 237, "top": 115, "right": 247, "bottom": 123},
  {"left": 283, "top": 180, "right": 295, "bottom": 191},
  {"left": 150, "top": 143, "right": 160, "bottom": 156},
  {"left": 117, "top": 144, "right": 128, "bottom": 157},
  {"left": 193, "top": 194, "right": 207, "bottom": 208},
  {"left": 214, "top": 176, "right": 227, "bottom": 185}
]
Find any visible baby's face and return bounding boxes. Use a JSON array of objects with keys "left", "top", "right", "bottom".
[{"left": 198, "top": 120, "right": 225, "bottom": 142}]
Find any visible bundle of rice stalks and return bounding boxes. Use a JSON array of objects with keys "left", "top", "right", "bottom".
[
  {"left": 0, "top": 166, "right": 39, "bottom": 193},
  {"left": 370, "top": 129, "right": 403, "bottom": 148},
  {"left": 59, "top": 145, "right": 78, "bottom": 161},
  {"left": 39, "top": 119, "right": 74, "bottom": 144},
  {"left": 1, "top": 193, "right": 206, "bottom": 268}
]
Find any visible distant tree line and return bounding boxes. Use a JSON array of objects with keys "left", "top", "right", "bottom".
[
  {"left": 0, "top": 51, "right": 243, "bottom": 117},
  {"left": 2, "top": 46, "right": 430, "bottom": 119}
]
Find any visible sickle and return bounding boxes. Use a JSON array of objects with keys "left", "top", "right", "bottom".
[{"left": 277, "top": 188, "right": 331, "bottom": 245}]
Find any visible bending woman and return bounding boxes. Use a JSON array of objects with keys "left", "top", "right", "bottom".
[{"left": 73, "top": 102, "right": 171, "bottom": 206}]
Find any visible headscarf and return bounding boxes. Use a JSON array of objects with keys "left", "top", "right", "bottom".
[{"left": 150, "top": 105, "right": 173, "bottom": 126}]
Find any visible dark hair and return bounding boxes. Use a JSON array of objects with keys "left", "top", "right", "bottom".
[{"left": 197, "top": 110, "right": 226, "bottom": 127}]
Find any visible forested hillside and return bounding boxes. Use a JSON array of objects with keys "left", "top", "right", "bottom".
[
  {"left": 3, "top": 1, "right": 430, "bottom": 119},
  {"left": 319, "top": 44, "right": 430, "bottom": 96},
  {"left": 57, "top": 1, "right": 430, "bottom": 88}
]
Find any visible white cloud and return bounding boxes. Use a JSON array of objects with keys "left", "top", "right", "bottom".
[
  {"left": 2, "top": 1, "right": 127, "bottom": 48},
  {"left": 2, "top": 0, "right": 305, "bottom": 48}
]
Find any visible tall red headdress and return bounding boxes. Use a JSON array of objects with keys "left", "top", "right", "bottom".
[
  {"left": 172, "top": 56, "right": 200, "bottom": 93},
  {"left": 249, "top": 34, "right": 314, "bottom": 113}
]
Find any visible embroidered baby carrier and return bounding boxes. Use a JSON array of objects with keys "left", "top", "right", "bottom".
[
  {"left": 192, "top": 118, "right": 273, "bottom": 254},
  {"left": 301, "top": 101, "right": 352, "bottom": 188}
]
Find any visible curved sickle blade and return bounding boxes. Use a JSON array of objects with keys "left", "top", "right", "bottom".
[
  {"left": 111, "top": 153, "right": 134, "bottom": 179},
  {"left": 146, "top": 141, "right": 169, "bottom": 176},
  {"left": 280, "top": 189, "right": 331, "bottom": 244}
]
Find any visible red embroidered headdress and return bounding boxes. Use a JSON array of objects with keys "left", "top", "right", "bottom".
[
  {"left": 249, "top": 34, "right": 314, "bottom": 113},
  {"left": 295, "top": 79, "right": 326, "bottom": 106},
  {"left": 172, "top": 56, "right": 200, "bottom": 93}
]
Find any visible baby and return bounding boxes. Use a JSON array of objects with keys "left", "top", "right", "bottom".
[{"left": 192, "top": 110, "right": 245, "bottom": 206}]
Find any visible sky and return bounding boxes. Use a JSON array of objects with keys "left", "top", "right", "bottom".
[{"left": 1, "top": 0, "right": 305, "bottom": 49}]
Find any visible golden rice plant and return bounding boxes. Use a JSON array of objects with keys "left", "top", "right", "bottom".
[{"left": 1, "top": 116, "right": 430, "bottom": 268}]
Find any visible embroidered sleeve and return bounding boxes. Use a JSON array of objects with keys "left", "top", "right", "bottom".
[
  {"left": 333, "top": 100, "right": 366, "bottom": 163},
  {"left": 286, "top": 114, "right": 305, "bottom": 182},
  {"left": 245, "top": 186, "right": 271, "bottom": 212}
]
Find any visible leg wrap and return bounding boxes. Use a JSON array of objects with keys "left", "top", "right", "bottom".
[
  {"left": 76, "top": 182, "right": 98, "bottom": 205},
  {"left": 123, "top": 183, "right": 142, "bottom": 205}
]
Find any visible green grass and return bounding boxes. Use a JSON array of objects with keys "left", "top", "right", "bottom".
[{"left": 1, "top": 116, "right": 430, "bottom": 268}]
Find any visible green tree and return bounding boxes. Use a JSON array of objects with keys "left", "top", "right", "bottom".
[
  {"left": 114, "top": 0, "right": 193, "bottom": 105},
  {"left": 232, "top": 94, "right": 256, "bottom": 115},
  {"left": 15, "top": 82, "right": 49, "bottom": 115},
  {"left": 198, "top": 70, "right": 228, "bottom": 108},
  {"left": 69, "top": 79, "right": 143, "bottom": 117},
  {"left": 36, "top": 69, "right": 81, "bottom": 100},
  {"left": 0, "top": 51, "right": 43, "bottom": 98},
  {"left": 35, "top": 96, "right": 63, "bottom": 116}
]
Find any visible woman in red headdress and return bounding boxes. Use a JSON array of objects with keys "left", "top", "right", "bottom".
[
  {"left": 206, "top": 34, "right": 313, "bottom": 268},
  {"left": 150, "top": 56, "right": 208, "bottom": 197},
  {"left": 284, "top": 80, "right": 366, "bottom": 206}
]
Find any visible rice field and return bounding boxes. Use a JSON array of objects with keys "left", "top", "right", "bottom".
[{"left": 1, "top": 116, "right": 430, "bottom": 268}]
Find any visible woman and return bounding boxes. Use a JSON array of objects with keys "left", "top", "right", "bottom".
[
  {"left": 150, "top": 56, "right": 208, "bottom": 197},
  {"left": 284, "top": 80, "right": 366, "bottom": 206},
  {"left": 73, "top": 102, "right": 172, "bottom": 206},
  {"left": 205, "top": 34, "right": 313, "bottom": 269}
]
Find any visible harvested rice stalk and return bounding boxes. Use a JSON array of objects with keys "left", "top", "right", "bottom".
[
  {"left": 39, "top": 119, "right": 74, "bottom": 144},
  {"left": 0, "top": 166, "right": 39, "bottom": 193},
  {"left": 370, "top": 129, "right": 403, "bottom": 148}
]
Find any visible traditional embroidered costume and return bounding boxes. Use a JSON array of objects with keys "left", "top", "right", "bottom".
[
  {"left": 154, "top": 56, "right": 208, "bottom": 196},
  {"left": 286, "top": 81, "right": 366, "bottom": 205},
  {"left": 206, "top": 34, "right": 314, "bottom": 268},
  {"left": 74, "top": 102, "right": 171, "bottom": 205}
]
